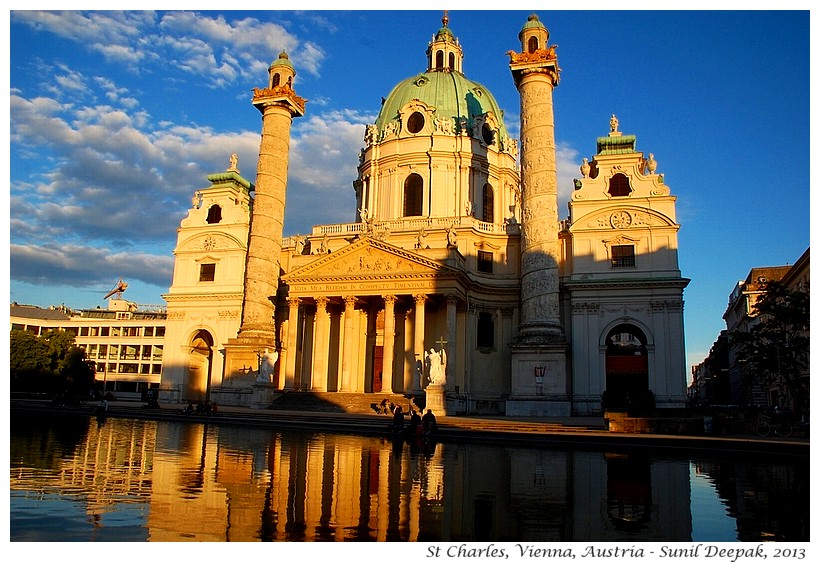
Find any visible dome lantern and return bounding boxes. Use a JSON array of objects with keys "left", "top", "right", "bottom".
[{"left": 426, "top": 10, "right": 463, "bottom": 73}]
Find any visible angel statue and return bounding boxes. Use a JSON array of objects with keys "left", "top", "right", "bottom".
[
  {"left": 425, "top": 347, "right": 447, "bottom": 385},
  {"left": 256, "top": 348, "right": 278, "bottom": 383}
]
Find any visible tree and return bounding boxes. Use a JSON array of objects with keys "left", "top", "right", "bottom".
[
  {"left": 10, "top": 330, "right": 51, "bottom": 392},
  {"left": 9, "top": 328, "right": 93, "bottom": 396},
  {"left": 733, "top": 281, "right": 809, "bottom": 415}
]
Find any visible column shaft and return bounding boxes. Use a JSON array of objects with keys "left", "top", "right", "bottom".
[
  {"left": 412, "top": 294, "right": 426, "bottom": 392},
  {"left": 383, "top": 295, "right": 397, "bottom": 393},
  {"left": 312, "top": 297, "right": 330, "bottom": 391},
  {"left": 445, "top": 295, "right": 458, "bottom": 388},
  {"left": 340, "top": 296, "right": 356, "bottom": 391},
  {"left": 284, "top": 297, "right": 300, "bottom": 390},
  {"left": 238, "top": 103, "right": 296, "bottom": 340},
  {"left": 516, "top": 69, "right": 563, "bottom": 340}
]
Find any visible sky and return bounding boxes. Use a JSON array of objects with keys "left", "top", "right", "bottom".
[{"left": 6, "top": 5, "right": 812, "bottom": 374}]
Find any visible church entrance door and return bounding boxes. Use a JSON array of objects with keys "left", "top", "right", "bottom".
[
  {"left": 604, "top": 324, "right": 649, "bottom": 410},
  {"left": 372, "top": 345, "right": 383, "bottom": 392}
]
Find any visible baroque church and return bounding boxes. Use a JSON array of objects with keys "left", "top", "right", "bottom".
[{"left": 159, "top": 13, "right": 689, "bottom": 416}]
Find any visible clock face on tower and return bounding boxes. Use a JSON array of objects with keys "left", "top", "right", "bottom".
[{"left": 610, "top": 211, "right": 632, "bottom": 229}]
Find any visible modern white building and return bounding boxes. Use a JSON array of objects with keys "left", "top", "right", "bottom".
[{"left": 10, "top": 299, "right": 166, "bottom": 398}]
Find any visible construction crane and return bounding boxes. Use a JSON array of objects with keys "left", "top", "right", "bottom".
[{"left": 103, "top": 277, "right": 128, "bottom": 300}]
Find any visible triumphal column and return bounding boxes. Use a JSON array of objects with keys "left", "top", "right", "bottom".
[
  {"left": 507, "top": 14, "right": 569, "bottom": 416},
  {"left": 222, "top": 52, "right": 305, "bottom": 401}
]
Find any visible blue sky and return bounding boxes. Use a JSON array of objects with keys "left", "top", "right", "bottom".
[{"left": 7, "top": 7, "right": 811, "bottom": 374}]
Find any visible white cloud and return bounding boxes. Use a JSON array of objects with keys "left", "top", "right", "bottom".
[{"left": 13, "top": 10, "right": 326, "bottom": 89}]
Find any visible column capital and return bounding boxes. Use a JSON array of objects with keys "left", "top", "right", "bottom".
[
  {"left": 343, "top": 295, "right": 357, "bottom": 308},
  {"left": 315, "top": 296, "right": 329, "bottom": 309},
  {"left": 384, "top": 294, "right": 397, "bottom": 306},
  {"left": 413, "top": 294, "right": 427, "bottom": 305},
  {"left": 287, "top": 296, "right": 301, "bottom": 307}
]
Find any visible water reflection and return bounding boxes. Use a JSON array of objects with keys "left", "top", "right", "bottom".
[{"left": 9, "top": 413, "right": 809, "bottom": 542}]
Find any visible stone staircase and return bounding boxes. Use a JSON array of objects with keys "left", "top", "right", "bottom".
[{"left": 268, "top": 391, "right": 425, "bottom": 415}]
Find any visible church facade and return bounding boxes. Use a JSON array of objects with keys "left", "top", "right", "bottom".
[{"left": 160, "top": 14, "right": 689, "bottom": 416}]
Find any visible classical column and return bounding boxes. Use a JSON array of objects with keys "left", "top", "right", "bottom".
[
  {"left": 312, "top": 297, "right": 330, "bottom": 391},
  {"left": 223, "top": 52, "right": 306, "bottom": 384},
  {"left": 412, "top": 294, "right": 427, "bottom": 392},
  {"left": 382, "top": 295, "right": 397, "bottom": 393},
  {"left": 445, "top": 295, "right": 458, "bottom": 387},
  {"left": 340, "top": 296, "right": 357, "bottom": 392},
  {"left": 239, "top": 53, "right": 306, "bottom": 342},
  {"left": 506, "top": 14, "right": 570, "bottom": 415},
  {"left": 509, "top": 15, "right": 563, "bottom": 342},
  {"left": 284, "top": 297, "right": 300, "bottom": 390}
]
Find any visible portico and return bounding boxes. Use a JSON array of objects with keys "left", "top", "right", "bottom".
[{"left": 279, "top": 237, "right": 466, "bottom": 396}]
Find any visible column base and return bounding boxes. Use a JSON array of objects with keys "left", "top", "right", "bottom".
[
  {"left": 509, "top": 339, "right": 569, "bottom": 412},
  {"left": 223, "top": 335, "right": 276, "bottom": 383}
]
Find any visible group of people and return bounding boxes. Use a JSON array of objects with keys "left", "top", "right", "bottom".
[
  {"left": 391, "top": 405, "right": 437, "bottom": 437},
  {"left": 181, "top": 401, "right": 219, "bottom": 415}
]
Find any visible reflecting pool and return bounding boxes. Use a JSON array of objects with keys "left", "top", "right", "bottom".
[{"left": 9, "top": 412, "right": 809, "bottom": 542}]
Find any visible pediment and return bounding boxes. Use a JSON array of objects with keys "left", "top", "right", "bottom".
[
  {"left": 282, "top": 237, "right": 460, "bottom": 284},
  {"left": 569, "top": 206, "right": 676, "bottom": 232},
  {"left": 177, "top": 232, "right": 247, "bottom": 253}
]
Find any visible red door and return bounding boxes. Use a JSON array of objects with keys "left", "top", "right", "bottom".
[{"left": 372, "top": 346, "right": 383, "bottom": 392}]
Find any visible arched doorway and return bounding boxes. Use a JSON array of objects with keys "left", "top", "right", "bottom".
[
  {"left": 187, "top": 330, "right": 214, "bottom": 403},
  {"left": 604, "top": 324, "right": 649, "bottom": 410}
]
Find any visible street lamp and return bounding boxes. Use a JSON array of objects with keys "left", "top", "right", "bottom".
[{"left": 534, "top": 366, "right": 546, "bottom": 396}]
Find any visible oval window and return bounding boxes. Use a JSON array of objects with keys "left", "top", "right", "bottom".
[
  {"left": 482, "top": 123, "right": 494, "bottom": 145},
  {"left": 407, "top": 112, "right": 425, "bottom": 134}
]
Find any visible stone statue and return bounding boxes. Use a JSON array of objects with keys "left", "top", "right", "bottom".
[
  {"left": 434, "top": 116, "right": 453, "bottom": 134},
  {"left": 425, "top": 347, "right": 447, "bottom": 385},
  {"left": 257, "top": 348, "right": 278, "bottom": 383},
  {"left": 580, "top": 158, "right": 590, "bottom": 178},
  {"left": 294, "top": 235, "right": 306, "bottom": 254},
  {"left": 359, "top": 207, "right": 375, "bottom": 236},
  {"left": 228, "top": 153, "right": 239, "bottom": 172},
  {"left": 446, "top": 225, "right": 458, "bottom": 247},
  {"left": 416, "top": 228, "right": 428, "bottom": 249},
  {"left": 464, "top": 199, "right": 474, "bottom": 217},
  {"left": 191, "top": 191, "right": 202, "bottom": 209},
  {"left": 364, "top": 124, "right": 378, "bottom": 145},
  {"left": 610, "top": 114, "right": 619, "bottom": 133},
  {"left": 645, "top": 153, "right": 657, "bottom": 175}
]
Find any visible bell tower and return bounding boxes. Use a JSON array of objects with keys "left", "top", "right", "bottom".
[
  {"left": 507, "top": 14, "right": 569, "bottom": 416},
  {"left": 222, "top": 51, "right": 306, "bottom": 402}
]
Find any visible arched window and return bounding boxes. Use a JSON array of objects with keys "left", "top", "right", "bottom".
[
  {"left": 407, "top": 111, "right": 425, "bottom": 134},
  {"left": 528, "top": 36, "right": 539, "bottom": 53},
  {"left": 403, "top": 174, "right": 423, "bottom": 217},
  {"left": 436, "top": 50, "right": 444, "bottom": 70},
  {"left": 482, "top": 183, "right": 494, "bottom": 223},
  {"left": 448, "top": 52, "right": 455, "bottom": 70},
  {"left": 206, "top": 204, "right": 222, "bottom": 224},
  {"left": 477, "top": 312, "right": 494, "bottom": 350},
  {"left": 608, "top": 173, "right": 631, "bottom": 197},
  {"left": 271, "top": 73, "right": 281, "bottom": 87}
]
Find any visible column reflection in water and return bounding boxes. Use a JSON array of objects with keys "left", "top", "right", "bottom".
[{"left": 10, "top": 414, "right": 809, "bottom": 542}]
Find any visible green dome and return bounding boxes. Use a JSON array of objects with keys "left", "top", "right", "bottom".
[
  {"left": 270, "top": 51, "right": 294, "bottom": 70},
  {"left": 519, "top": 13, "right": 548, "bottom": 40},
  {"left": 375, "top": 70, "right": 508, "bottom": 141}
]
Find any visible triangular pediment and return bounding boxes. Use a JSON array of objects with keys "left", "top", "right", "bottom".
[{"left": 282, "top": 237, "right": 460, "bottom": 284}]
